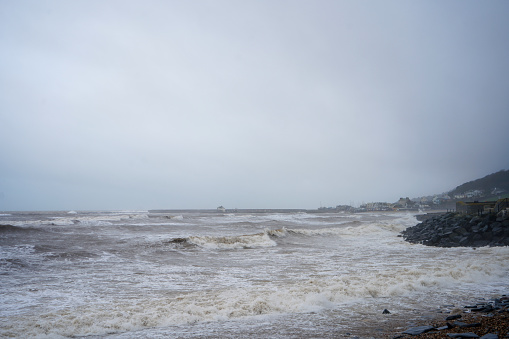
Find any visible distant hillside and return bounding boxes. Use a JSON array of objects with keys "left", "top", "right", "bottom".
[{"left": 448, "top": 169, "right": 509, "bottom": 198}]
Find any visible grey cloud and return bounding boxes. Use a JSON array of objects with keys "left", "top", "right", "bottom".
[{"left": 1, "top": 0, "right": 508, "bottom": 210}]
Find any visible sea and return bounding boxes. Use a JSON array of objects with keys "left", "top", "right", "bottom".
[{"left": 1, "top": 210, "right": 508, "bottom": 338}]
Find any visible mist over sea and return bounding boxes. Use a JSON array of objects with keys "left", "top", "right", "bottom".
[{"left": 1, "top": 210, "right": 508, "bottom": 338}]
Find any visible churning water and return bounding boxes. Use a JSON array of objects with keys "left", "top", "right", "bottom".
[{"left": 1, "top": 210, "right": 508, "bottom": 338}]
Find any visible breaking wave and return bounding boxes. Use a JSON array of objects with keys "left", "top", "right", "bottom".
[
  {"left": 6, "top": 213, "right": 150, "bottom": 227},
  {"left": 3, "top": 246, "right": 508, "bottom": 338},
  {"left": 164, "top": 221, "right": 408, "bottom": 250},
  {"left": 0, "top": 224, "right": 42, "bottom": 233},
  {"left": 168, "top": 228, "right": 288, "bottom": 250}
]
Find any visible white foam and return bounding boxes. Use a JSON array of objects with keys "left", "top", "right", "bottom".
[
  {"left": 4, "top": 247, "right": 508, "bottom": 338},
  {"left": 9, "top": 213, "right": 150, "bottom": 227},
  {"left": 188, "top": 231, "right": 278, "bottom": 249},
  {"left": 265, "top": 227, "right": 288, "bottom": 237},
  {"left": 285, "top": 220, "right": 400, "bottom": 238}
]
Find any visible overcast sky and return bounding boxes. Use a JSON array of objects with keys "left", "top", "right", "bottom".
[{"left": 1, "top": 1, "right": 509, "bottom": 211}]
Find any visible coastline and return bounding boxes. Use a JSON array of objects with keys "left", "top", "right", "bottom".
[
  {"left": 376, "top": 211, "right": 509, "bottom": 338},
  {"left": 336, "top": 295, "right": 509, "bottom": 339},
  {"left": 383, "top": 295, "right": 509, "bottom": 339},
  {"left": 402, "top": 211, "right": 509, "bottom": 247}
]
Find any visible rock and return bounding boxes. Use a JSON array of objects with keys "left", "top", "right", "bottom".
[
  {"left": 455, "top": 227, "right": 469, "bottom": 236},
  {"left": 453, "top": 321, "right": 468, "bottom": 327},
  {"left": 470, "top": 216, "right": 482, "bottom": 224},
  {"left": 401, "top": 212, "right": 509, "bottom": 248},
  {"left": 479, "top": 334, "right": 498, "bottom": 339},
  {"left": 402, "top": 325, "right": 435, "bottom": 335},
  {"left": 446, "top": 314, "right": 462, "bottom": 320},
  {"left": 459, "top": 236, "right": 470, "bottom": 245},
  {"left": 493, "top": 224, "right": 504, "bottom": 235},
  {"left": 447, "top": 333, "right": 479, "bottom": 338},
  {"left": 471, "top": 306, "right": 487, "bottom": 312},
  {"left": 458, "top": 322, "right": 481, "bottom": 328}
]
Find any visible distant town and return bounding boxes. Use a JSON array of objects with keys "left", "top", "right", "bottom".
[
  {"left": 216, "top": 170, "right": 509, "bottom": 214},
  {"left": 318, "top": 170, "right": 509, "bottom": 213},
  {"left": 321, "top": 187, "right": 508, "bottom": 213}
]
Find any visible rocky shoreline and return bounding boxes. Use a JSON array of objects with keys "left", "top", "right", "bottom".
[
  {"left": 387, "top": 295, "right": 509, "bottom": 338},
  {"left": 401, "top": 211, "right": 509, "bottom": 247}
]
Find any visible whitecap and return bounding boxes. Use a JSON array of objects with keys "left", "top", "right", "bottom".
[{"left": 188, "top": 231, "right": 277, "bottom": 250}]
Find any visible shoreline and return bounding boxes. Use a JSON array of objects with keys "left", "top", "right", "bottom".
[
  {"left": 325, "top": 293, "right": 509, "bottom": 339},
  {"left": 373, "top": 295, "right": 509, "bottom": 339}
]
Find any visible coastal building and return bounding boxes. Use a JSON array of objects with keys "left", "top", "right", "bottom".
[
  {"left": 360, "top": 202, "right": 393, "bottom": 211},
  {"left": 491, "top": 187, "right": 506, "bottom": 195},
  {"left": 393, "top": 197, "right": 418, "bottom": 210},
  {"left": 335, "top": 205, "right": 355, "bottom": 212},
  {"left": 456, "top": 201, "right": 494, "bottom": 215},
  {"left": 456, "top": 198, "right": 509, "bottom": 215}
]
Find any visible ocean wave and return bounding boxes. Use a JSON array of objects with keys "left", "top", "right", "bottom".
[
  {"left": 164, "top": 222, "right": 405, "bottom": 249},
  {"left": 0, "top": 224, "right": 43, "bottom": 233},
  {"left": 188, "top": 232, "right": 277, "bottom": 249},
  {"left": 163, "top": 219, "right": 411, "bottom": 250},
  {"left": 168, "top": 228, "right": 288, "bottom": 250},
  {"left": 0, "top": 224, "right": 24, "bottom": 232},
  {"left": 0, "top": 244, "right": 38, "bottom": 272},
  {"left": 4, "top": 246, "right": 508, "bottom": 338},
  {"left": 5, "top": 213, "right": 151, "bottom": 227}
]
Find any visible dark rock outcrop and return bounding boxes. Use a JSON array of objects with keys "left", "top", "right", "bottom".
[{"left": 401, "top": 212, "right": 509, "bottom": 247}]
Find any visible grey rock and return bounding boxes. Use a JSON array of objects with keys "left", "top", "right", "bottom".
[
  {"left": 470, "top": 216, "right": 482, "bottom": 224},
  {"left": 447, "top": 333, "right": 479, "bottom": 338},
  {"left": 446, "top": 314, "right": 462, "bottom": 321},
  {"left": 455, "top": 227, "right": 469, "bottom": 236},
  {"left": 479, "top": 334, "right": 498, "bottom": 339},
  {"left": 402, "top": 325, "right": 435, "bottom": 335},
  {"left": 460, "top": 322, "right": 481, "bottom": 328},
  {"left": 493, "top": 224, "right": 504, "bottom": 235},
  {"left": 459, "top": 236, "right": 470, "bottom": 245},
  {"left": 401, "top": 212, "right": 509, "bottom": 248}
]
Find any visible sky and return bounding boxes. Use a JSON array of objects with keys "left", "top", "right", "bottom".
[{"left": 1, "top": 1, "right": 509, "bottom": 211}]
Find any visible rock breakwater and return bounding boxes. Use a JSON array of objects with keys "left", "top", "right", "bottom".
[{"left": 401, "top": 212, "right": 509, "bottom": 247}]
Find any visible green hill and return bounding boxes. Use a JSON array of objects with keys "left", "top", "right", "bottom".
[{"left": 449, "top": 169, "right": 509, "bottom": 198}]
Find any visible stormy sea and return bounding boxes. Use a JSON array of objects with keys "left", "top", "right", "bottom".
[{"left": 1, "top": 210, "right": 508, "bottom": 338}]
